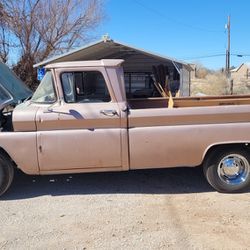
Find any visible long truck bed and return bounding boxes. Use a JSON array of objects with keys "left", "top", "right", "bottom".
[{"left": 129, "top": 94, "right": 250, "bottom": 109}]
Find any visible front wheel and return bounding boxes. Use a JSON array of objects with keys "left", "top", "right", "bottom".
[
  {"left": 203, "top": 148, "right": 250, "bottom": 193},
  {"left": 0, "top": 153, "right": 14, "bottom": 196}
]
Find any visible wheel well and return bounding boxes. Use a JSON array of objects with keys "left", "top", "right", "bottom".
[
  {"left": 203, "top": 143, "right": 250, "bottom": 164},
  {"left": 0, "top": 147, "right": 17, "bottom": 167}
]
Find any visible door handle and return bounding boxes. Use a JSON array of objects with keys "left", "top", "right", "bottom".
[{"left": 100, "top": 109, "right": 118, "bottom": 117}]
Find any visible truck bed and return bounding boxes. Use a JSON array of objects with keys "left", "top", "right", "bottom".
[{"left": 128, "top": 95, "right": 250, "bottom": 109}]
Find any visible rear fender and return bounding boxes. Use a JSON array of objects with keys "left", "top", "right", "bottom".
[{"left": 202, "top": 141, "right": 250, "bottom": 163}]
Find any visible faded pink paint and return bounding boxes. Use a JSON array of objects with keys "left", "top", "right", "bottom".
[{"left": 0, "top": 60, "right": 250, "bottom": 175}]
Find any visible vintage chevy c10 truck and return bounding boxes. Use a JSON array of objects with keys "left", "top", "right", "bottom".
[{"left": 1, "top": 59, "right": 250, "bottom": 195}]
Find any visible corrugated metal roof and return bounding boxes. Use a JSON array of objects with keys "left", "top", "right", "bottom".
[
  {"left": 34, "top": 38, "right": 192, "bottom": 71},
  {"left": 34, "top": 39, "right": 104, "bottom": 68}
]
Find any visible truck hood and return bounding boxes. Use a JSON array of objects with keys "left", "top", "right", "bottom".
[
  {"left": 0, "top": 62, "right": 32, "bottom": 110},
  {"left": 0, "top": 84, "right": 14, "bottom": 110}
]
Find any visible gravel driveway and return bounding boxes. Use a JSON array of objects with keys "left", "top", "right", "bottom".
[{"left": 0, "top": 167, "right": 250, "bottom": 250}]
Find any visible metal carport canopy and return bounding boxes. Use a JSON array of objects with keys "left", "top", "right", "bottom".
[{"left": 33, "top": 38, "right": 192, "bottom": 72}]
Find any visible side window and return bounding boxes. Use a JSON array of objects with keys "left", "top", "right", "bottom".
[{"left": 61, "top": 71, "right": 111, "bottom": 103}]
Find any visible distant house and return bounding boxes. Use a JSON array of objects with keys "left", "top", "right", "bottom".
[
  {"left": 231, "top": 63, "right": 250, "bottom": 82},
  {"left": 34, "top": 37, "right": 193, "bottom": 96}
]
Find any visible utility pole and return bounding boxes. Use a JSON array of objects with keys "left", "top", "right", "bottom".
[{"left": 225, "top": 15, "right": 233, "bottom": 94}]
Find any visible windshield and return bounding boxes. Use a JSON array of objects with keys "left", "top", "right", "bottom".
[{"left": 31, "top": 72, "right": 56, "bottom": 103}]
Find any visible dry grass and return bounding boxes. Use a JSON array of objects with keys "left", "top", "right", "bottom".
[
  {"left": 191, "top": 72, "right": 250, "bottom": 96},
  {"left": 232, "top": 80, "right": 250, "bottom": 94},
  {"left": 191, "top": 72, "right": 228, "bottom": 96}
]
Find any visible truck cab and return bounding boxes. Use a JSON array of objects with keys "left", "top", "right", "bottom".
[{"left": 11, "top": 60, "right": 128, "bottom": 174}]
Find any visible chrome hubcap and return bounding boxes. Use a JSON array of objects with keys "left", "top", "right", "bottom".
[{"left": 218, "top": 154, "right": 250, "bottom": 185}]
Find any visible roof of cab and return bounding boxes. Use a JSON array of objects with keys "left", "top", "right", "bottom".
[{"left": 45, "top": 59, "right": 125, "bottom": 69}]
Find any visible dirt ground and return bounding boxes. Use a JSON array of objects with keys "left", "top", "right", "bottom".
[{"left": 0, "top": 167, "right": 250, "bottom": 250}]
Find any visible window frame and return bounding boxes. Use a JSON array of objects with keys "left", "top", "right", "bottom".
[{"left": 60, "top": 70, "right": 112, "bottom": 104}]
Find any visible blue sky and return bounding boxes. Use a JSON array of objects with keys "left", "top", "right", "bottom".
[{"left": 97, "top": 0, "right": 250, "bottom": 69}]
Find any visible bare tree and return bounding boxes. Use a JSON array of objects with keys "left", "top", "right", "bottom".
[
  {"left": 0, "top": 26, "right": 8, "bottom": 63},
  {"left": 1, "top": 0, "right": 104, "bottom": 89},
  {"left": 0, "top": 3, "right": 10, "bottom": 63}
]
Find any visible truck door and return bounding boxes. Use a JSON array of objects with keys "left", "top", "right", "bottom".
[{"left": 36, "top": 68, "right": 124, "bottom": 172}]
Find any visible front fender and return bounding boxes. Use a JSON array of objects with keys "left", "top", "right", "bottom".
[{"left": 0, "top": 132, "right": 39, "bottom": 174}]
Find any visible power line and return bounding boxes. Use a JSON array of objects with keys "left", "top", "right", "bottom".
[
  {"left": 231, "top": 53, "right": 250, "bottom": 57},
  {"left": 133, "top": 0, "right": 224, "bottom": 33},
  {"left": 181, "top": 53, "right": 226, "bottom": 60},
  {"left": 180, "top": 53, "right": 250, "bottom": 61}
]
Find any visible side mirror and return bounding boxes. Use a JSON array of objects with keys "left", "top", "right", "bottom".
[{"left": 44, "top": 100, "right": 62, "bottom": 113}]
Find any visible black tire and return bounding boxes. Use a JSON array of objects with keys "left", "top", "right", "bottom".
[
  {"left": 0, "top": 153, "right": 14, "bottom": 196},
  {"left": 203, "top": 148, "right": 250, "bottom": 193}
]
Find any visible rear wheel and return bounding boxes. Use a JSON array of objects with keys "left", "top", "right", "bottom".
[
  {"left": 0, "top": 153, "right": 14, "bottom": 196},
  {"left": 203, "top": 148, "right": 250, "bottom": 193}
]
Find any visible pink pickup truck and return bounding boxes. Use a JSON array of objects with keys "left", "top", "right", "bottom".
[{"left": 1, "top": 59, "right": 250, "bottom": 195}]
